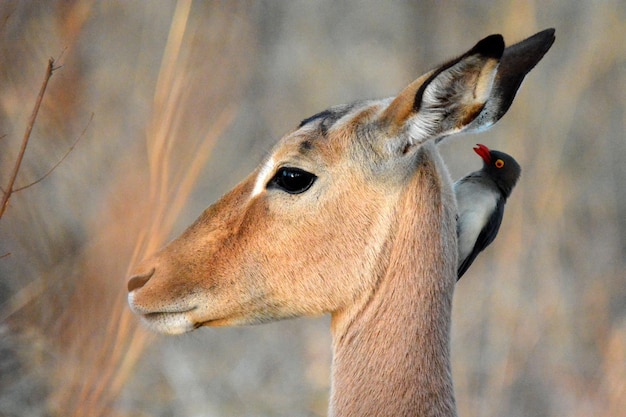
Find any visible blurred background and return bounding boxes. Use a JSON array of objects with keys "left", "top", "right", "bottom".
[{"left": 0, "top": 1, "right": 624, "bottom": 416}]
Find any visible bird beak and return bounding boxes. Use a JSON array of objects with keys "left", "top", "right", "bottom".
[{"left": 473, "top": 144, "right": 492, "bottom": 164}]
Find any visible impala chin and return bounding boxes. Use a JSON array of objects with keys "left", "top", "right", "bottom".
[
  {"left": 142, "top": 312, "right": 196, "bottom": 335},
  {"left": 127, "top": 293, "right": 196, "bottom": 335}
]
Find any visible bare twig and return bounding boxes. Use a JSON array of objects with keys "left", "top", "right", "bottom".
[
  {"left": 0, "top": 58, "right": 59, "bottom": 220},
  {"left": 12, "top": 112, "right": 93, "bottom": 193}
]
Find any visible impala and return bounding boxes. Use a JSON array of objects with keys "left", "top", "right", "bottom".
[{"left": 128, "top": 29, "right": 554, "bottom": 416}]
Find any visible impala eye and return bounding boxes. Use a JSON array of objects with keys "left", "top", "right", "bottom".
[{"left": 268, "top": 167, "right": 317, "bottom": 194}]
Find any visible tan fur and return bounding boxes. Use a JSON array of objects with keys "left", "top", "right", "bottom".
[
  {"left": 127, "top": 31, "right": 553, "bottom": 416},
  {"left": 330, "top": 143, "right": 458, "bottom": 417},
  {"left": 380, "top": 72, "right": 432, "bottom": 131}
]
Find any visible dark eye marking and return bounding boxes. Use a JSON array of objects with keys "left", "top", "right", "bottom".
[
  {"left": 298, "top": 109, "right": 334, "bottom": 128},
  {"left": 267, "top": 167, "right": 317, "bottom": 194},
  {"left": 300, "top": 140, "right": 313, "bottom": 152},
  {"left": 297, "top": 104, "right": 355, "bottom": 135}
]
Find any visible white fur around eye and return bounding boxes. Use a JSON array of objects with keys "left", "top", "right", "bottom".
[{"left": 251, "top": 157, "right": 275, "bottom": 198}]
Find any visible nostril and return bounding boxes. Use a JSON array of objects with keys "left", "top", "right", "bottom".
[{"left": 127, "top": 268, "right": 155, "bottom": 292}]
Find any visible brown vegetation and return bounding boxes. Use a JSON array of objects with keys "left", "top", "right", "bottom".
[{"left": 0, "top": 1, "right": 624, "bottom": 416}]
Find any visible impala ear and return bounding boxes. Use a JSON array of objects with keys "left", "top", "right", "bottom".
[
  {"left": 379, "top": 29, "right": 555, "bottom": 155},
  {"left": 464, "top": 28, "right": 555, "bottom": 132},
  {"left": 379, "top": 34, "right": 504, "bottom": 154}
]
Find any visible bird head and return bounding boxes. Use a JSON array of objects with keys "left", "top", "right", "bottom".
[{"left": 473, "top": 144, "right": 521, "bottom": 197}]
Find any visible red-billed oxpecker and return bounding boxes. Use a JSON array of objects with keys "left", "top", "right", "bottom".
[{"left": 455, "top": 144, "right": 521, "bottom": 279}]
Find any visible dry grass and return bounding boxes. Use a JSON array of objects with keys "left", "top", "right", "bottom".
[
  {"left": 0, "top": 1, "right": 624, "bottom": 416},
  {"left": 1, "top": 1, "right": 252, "bottom": 416},
  {"left": 47, "top": 3, "right": 250, "bottom": 415}
]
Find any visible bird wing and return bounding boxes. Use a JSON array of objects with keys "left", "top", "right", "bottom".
[{"left": 457, "top": 198, "right": 504, "bottom": 279}]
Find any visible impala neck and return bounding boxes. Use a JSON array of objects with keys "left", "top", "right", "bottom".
[{"left": 329, "top": 146, "right": 458, "bottom": 417}]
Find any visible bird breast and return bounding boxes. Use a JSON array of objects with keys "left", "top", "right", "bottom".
[{"left": 454, "top": 179, "right": 499, "bottom": 261}]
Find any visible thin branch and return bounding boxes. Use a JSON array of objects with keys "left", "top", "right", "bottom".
[
  {"left": 12, "top": 112, "right": 93, "bottom": 193},
  {"left": 0, "top": 58, "right": 58, "bottom": 220}
]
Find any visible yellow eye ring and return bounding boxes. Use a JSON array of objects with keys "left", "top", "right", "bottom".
[{"left": 495, "top": 159, "right": 505, "bottom": 168}]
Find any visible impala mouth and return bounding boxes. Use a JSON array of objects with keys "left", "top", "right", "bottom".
[
  {"left": 135, "top": 310, "right": 195, "bottom": 335},
  {"left": 128, "top": 292, "right": 198, "bottom": 334},
  {"left": 194, "top": 317, "right": 232, "bottom": 328},
  {"left": 130, "top": 302, "right": 231, "bottom": 333}
]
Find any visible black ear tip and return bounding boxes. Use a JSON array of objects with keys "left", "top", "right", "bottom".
[
  {"left": 537, "top": 28, "right": 556, "bottom": 42},
  {"left": 472, "top": 29, "right": 555, "bottom": 61},
  {"left": 518, "top": 28, "right": 556, "bottom": 51},
  {"left": 472, "top": 34, "right": 505, "bottom": 59},
  {"left": 534, "top": 28, "right": 556, "bottom": 51}
]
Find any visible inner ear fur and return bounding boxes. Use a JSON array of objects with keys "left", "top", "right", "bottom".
[
  {"left": 379, "top": 29, "right": 555, "bottom": 154},
  {"left": 380, "top": 34, "right": 504, "bottom": 152}
]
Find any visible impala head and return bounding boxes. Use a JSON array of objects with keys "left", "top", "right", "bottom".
[{"left": 128, "top": 30, "right": 555, "bottom": 335}]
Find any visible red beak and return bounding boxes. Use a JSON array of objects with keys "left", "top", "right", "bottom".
[{"left": 473, "top": 144, "right": 492, "bottom": 164}]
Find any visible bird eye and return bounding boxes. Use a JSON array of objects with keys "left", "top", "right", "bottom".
[
  {"left": 268, "top": 167, "right": 317, "bottom": 194},
  {"left": 495, "top": 159, "right": 505, "bottom": 168}
]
